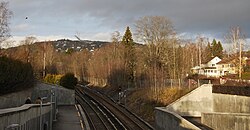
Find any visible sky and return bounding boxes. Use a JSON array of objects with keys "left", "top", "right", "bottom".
[{"left": 4, "top": 0, "right": 250, "bottom": 47}]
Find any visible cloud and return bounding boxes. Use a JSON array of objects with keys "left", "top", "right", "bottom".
[
  {"left": 12, "top": 23, "right": 30, "bottom": 32},
  {"left": 6, "top": 0, "right": 250, "bottom": 41}
]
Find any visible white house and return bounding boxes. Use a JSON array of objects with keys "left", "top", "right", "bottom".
[{"left": 191, "top": 56, "right": 237, "bottom": 77}]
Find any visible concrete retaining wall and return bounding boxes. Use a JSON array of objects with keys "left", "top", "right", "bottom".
[
  {"left": 155, "top": 107, "right": 201, "bottom": 130},
  {"left": 0, "top": 82, "right": 75, "bottom": 109},
  {"left": 202, "top": 112, "right": 250, "bottom": 130},
  {"left": 213, "top": 93, "right": 250, "bottom": 113},
  {"left": 0, "top": 87, "right": 34, "bottom": 109},
  {"left": 0, "top": 103, "right": 52, "bottom": 130},
  {"left": 166, "top": 84, "right": 213, "bottom": 117},
  {"left": 33, "top": 82, "right": 75, "bottom": 105}
]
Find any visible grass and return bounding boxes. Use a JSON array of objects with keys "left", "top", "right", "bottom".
[
  {"left": 124, "top": 87, "right": 193, "bottom": 124},
  {"left": 91, "top": 84, "right": 194, "bottom": 125}
]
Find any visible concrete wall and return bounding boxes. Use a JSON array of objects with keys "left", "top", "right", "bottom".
[
  {"left": 33, "top": 82, "right": 75, "bottom": 105},
  {"left": 166, "top": 84, "right": 213, "bottom": 117},
  {"left": 213, "top": 93, "right": 250, "bottom": 113},
  {"left": 0, "top": 87, "right": 34, "bottom": 109},
  {"left": 201, "top": 93, "right": 250, "bottom": 130},
  {"left": 0, "top": 103, "right": 52, "bottom": 130},
  {"left": 0, "top": 82, "right": 75, "bottom": 109},
  {"left": 155, "top": 107, "right": 201, "bottom": 130},
  {"left": 202, "top": 112, "right": 250, "bottom": 130}
]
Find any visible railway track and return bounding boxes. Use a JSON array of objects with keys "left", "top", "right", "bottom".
[
  {"left": 76, "top": 85, "right": 154, "bottom": 130},
  {"left": 76, "top": 88, "right": 126, "bottom": 130}
]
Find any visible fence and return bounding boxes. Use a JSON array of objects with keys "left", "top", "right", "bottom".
[
  {"left": 0, "top": 102, "right": 56, "bottom": 130},
  {"left": 83, "top": 76, "right": 211, "bottom": 89}
]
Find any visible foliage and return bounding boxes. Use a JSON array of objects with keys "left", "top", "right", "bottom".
[
  {"left": 65, "top": 48, "right": 74, "bottom": 54},
  {"left": 213, "top": 85, "right": 250, "bottom": 96},
  {"left": 204, "top": 43, "right": 213, "bottom": 61},
  {"left": 0, "top": 56, "right": 34, "bottom": 95},
  {"left": 211, "top": 39, "right": 223, "bottom": 58},
  {"left": 44, "top": 74, "right": 63, "bottom": 85},
  {"left": 203, "top": 39, "right": 223, "bottom": 60},
  {"left": 107, "top": 68, "right": 129, "bottom": 88},
  {"left": 59, "top": 73, "right": 78, "bottom": 89},
  {"left": 122, "top": 26, "right": 136, "bottom": 88},
  {"left": 242, "top": 72, "right": 250, "bottom": 80},
  {"left": 125, "top": 87, "right": 192, "bottom": 123},
  {"left": 135, "top": 16, "right": 179, "bottom": 81},
  {"left": 244, "top": 66, "right": 250, "bottom": 72},
  {"left": 0, "top": 15, "right": 230, "bottom": 91}
]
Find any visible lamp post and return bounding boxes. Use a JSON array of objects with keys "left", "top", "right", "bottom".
[
  {"left": 50, "top": 89, "right": 55, "bottom": 130},
  {"left": 40, "top": 97, "right": 47, "bottom": 130}
]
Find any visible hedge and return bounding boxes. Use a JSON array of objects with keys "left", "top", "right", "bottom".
[
  {"left": 59, "top": 73, "right": 77, "bottom": 89},
  {"left": 0, "top": 56, "right": 34, "bottom": 95}
]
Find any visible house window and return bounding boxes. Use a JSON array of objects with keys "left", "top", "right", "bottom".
[
  {"left": 222, "top": 65, "right": 224, "bottom": 68},
  {"left": 208, "top": 70, "right": 210, "bottom": 73},
  {"left": 214, "top": 70, "right": 217, "bottom": 73},
  {"left": 211, "top": 70, "right": 213, "bottom": 73},
  {"left": 212, "top": 64, "right": 215, "bottom": 66}
]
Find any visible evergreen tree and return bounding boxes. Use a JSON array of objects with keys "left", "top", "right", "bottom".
[
  {"left": 211, "top": 39, "right": 223, "bottom": 58},
  {"left": 204, "top": 42, "right": 212, "bottom": 61},
  {"left": 216, "top": 41, "right": 223, "bottom": 58},
  {"left": 122, "top": 26, "right": 136, "bottom": 88}
]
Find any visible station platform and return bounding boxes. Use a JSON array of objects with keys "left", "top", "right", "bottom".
[{"left": 52, "top": 105, "right": 83, "bottom": 130}]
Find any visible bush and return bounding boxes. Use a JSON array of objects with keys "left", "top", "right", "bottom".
[
  {"left": 0, "top": 56, "right": 34, "bottom": 95},
  {"left": 44, "top": 74, "right": 63, "bottom": 85},
  {"left": 242, "top": 72, "right": 250, "bottom": 80},
  {"left": 59, "top": 73, "right": 78, "bottom": 89}
]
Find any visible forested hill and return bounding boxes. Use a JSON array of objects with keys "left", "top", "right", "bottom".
[{"left": 52, "top": 39, "right": 109, "bottom": 52}]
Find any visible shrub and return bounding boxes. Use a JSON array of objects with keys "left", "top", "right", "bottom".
[
  {"left": 44, "top": 74, "right": 54, "bottom": 84},
  {"left": 0, "top": 56, "right": 34, "bottom": 95},
  {"left": 59, "top": 73, "right": 78, "bottom": 89},
  {"left": 54, "top": 74, "right": 63, "bottom": 84},
  {"left": 242, "top": 72, "right": 250, "bottom": 80},
  {"left": 44, "top": 74, "right": 63, "bottom": 85}
]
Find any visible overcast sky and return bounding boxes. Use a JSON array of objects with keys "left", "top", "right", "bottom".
[{"left": 5, "top": 0, "right": 250, "bottom": 43}]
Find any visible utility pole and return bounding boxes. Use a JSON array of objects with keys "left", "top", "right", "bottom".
[
  {"left": 199, "top": 38, "right": 202, "bottom": 66},
  {"left": 43, "top": 43, "right": 46, "bottom": 78},
  {"left": 239, "top": 39, "right": 242, "bottom": 79}
]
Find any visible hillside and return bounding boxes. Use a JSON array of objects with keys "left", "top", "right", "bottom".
[{"left": 52, "top": 39, "right": 109, "bottom": 52}]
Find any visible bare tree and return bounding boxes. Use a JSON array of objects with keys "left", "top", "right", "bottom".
[
  {"left": 0, "top": 2, "right": 12, "bottom": 47},
  {"left": 135, "top": 16, "right": 175, "bottom": 44},
  {"left": 135, "top": 16, "right": 177, "bottom": 100},
  {"left": 225, "top": 26, "right": 246, "bottom": 78},
  {"left": 20, "top": 36, "right": 37, "bottom": 63},
  {"left": 225, "top": 26, "right": 245, "bottom": 54},
  {"left": 111, "top": 31, "right": 121, "bottom": 44}
]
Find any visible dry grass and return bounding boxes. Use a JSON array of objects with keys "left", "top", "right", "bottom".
[
  {"left": 125, "top": 87, "right": 193, "bottom": 124},
  {"left": 91, "top": 85, "right": 194, "bottom": 125}
]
